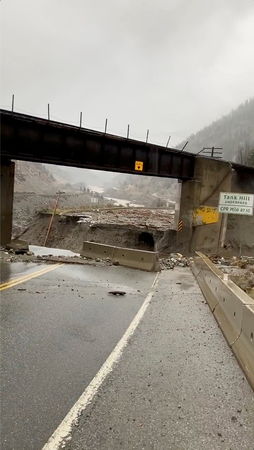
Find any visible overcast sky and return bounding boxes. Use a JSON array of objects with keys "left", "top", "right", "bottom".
[{"left": 1, "top": 0, "right": 254, "bottom": 146}]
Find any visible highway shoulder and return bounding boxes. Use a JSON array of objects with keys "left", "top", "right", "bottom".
[{"left": 63, "top": 268, "right": 254, "bottom": 450}]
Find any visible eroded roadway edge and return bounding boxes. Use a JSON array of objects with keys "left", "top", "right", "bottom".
[{"left": 64, "top": 268, "right": 254, "bottom": 450}]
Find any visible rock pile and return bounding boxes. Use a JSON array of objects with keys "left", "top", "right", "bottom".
[
  {"left": 210, "top": 255, "right": 254, "bottom": 299},
  {"left": 210, "top": 255, "right": 254, "bottom": 268},
  {"left": 160, "top": 253, "right": 190, "bottom": 270},
  {"left": 5, "top": 239, "right": 33, "bottom": 255}
]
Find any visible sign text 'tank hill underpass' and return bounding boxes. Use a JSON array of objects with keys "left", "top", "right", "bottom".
[{"left": 218, "top": 192, "right": 254, "bottom": 215}]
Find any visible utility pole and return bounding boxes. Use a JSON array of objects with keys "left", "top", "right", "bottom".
[{"left": 44, "top": 191, "right": 65, "bottom": 247}]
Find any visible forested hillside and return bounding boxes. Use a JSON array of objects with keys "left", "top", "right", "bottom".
[
  {"left": 179, "top": 99, "right": 254, "bottom": 165},
  {"left": 109, "top": 99, "right": 254, "bottom": 204}
]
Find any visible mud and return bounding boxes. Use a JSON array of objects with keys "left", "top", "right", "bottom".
[
  {"left": 210, "top": 255, "right": 254, "bottom": 298},
  {"left": 0, "top": 250, "right": 110, "bottom": 269},
  {"left": 18, "top": 208, "right": 177, "bottom": 254},
  {"left": 13, "top": 192, "right": 111, "bottom": 237}
]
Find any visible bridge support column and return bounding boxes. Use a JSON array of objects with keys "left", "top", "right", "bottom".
[
  {"left": 176, "top": 179, "right": 201, "bottom": 254},
  {"left": 0, "top": 160, "right": 15, "bottom": 246},
  {"left": 177, "top": 158, "right": 232, "bottom": 254}
]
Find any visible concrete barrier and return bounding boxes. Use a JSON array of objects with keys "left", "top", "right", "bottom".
[
  {"left": 81, "top": 241, "right": 160, "bottom": 272},
  {"left": 81, "top": 242, "right": 115, "bottom": 260},
  {"left": 191, "top": 252, "right": 254, "bottom": 390},
  {"left": 191, "top": 253, "right": 222, "bottom": 311},
  {"left": 232, "top": 305, "right": 254, "bottom": 389}
]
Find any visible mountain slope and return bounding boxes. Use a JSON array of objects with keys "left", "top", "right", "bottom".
[
  {"left": 179, "top": 99, "right": 254, "bottom": 164},
  {"left": 14, "top": 161, "right": 58, "bottom": 193}
]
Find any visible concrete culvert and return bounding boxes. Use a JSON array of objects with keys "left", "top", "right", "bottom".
[{"left": 138, "top": 232, "right": 154, "bottom": 250}]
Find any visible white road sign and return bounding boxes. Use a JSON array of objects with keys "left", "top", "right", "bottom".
[
  {"left": 218, "top": 205, "right": 253, "bottom": 215},
  {"left": 219, "top": 192, "right": 254, "bottom": 215}
]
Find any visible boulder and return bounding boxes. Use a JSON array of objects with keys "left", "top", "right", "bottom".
[{"left": 6, "top": 239, "right": 29, "bottom": 254}]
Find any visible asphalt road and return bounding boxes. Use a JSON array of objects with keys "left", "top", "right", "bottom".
[
  {"left": 0, "top": 261, "right": 155, "bottom": 450},
  {"left": 65, "top": 269, "right": 254, "bottom": 450}
]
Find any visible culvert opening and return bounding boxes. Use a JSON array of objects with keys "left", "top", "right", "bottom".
[{"left": 138, "top": 232, "right": 155, "bottom": 250}]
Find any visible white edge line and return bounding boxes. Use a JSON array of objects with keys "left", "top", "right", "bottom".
[{"left": 42, "top": 272, "right": 160, "bottom": 450}]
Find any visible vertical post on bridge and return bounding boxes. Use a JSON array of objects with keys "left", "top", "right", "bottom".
[
  {"left": 180, "top": 141, "right": 188, "bottom": 152},
  {"left": 47, "top": 103, "right": 50, "bottom": 121},
  {"left": 11, "top": 94, "right": 15, "bottom": 112},
  {"left": 104, "top": 118, "right": 108, "bottom": 134},
  {"left": 80, "top": 112, "right": 83, "bottom": 128},
  {"left": 146, "top": 129, "right": 149, "bottom": 143},
  {"left": 127, "top": 124, "right": 130, "bottom": 139},
  {"left": 166, "top": 135, "right": 171, "bottom": 148}
]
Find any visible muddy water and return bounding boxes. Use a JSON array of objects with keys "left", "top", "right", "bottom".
[{"left": 29, "top": 245, "right": 79, "bottom": 257}]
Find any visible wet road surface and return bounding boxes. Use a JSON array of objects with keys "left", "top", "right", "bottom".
[
  {"left": 0, "top": 260, "right": 49, "bottom": 283},
  {"left": 0, "top": 261, "right": 155, "bottom": 450},
  {"left": 65, "top": 269, "right": 254, "bottom": 450},
  {"left": 29, "top": 245, "right": 79, "bottom": 257}
]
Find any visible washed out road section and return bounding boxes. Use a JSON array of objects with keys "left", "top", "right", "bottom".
[{"left": 0, "top": 262, "right": 155, "bottom": 450}]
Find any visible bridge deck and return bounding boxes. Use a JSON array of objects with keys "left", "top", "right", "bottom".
[
  {"left": 2, "top": 109, "right": 253, "bottom": 180},
  {"left": 1, "top": 109, "right": 195, "bottom": 180}
]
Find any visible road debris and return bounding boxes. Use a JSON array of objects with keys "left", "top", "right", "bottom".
[
  {"left": 160, "top": 253, "right": 190, "bottom": 270},
  {"left": 209, "top": 255, "right": 254, "bottom": 298},
  {"left": 108, "top": 290, "right": 126, "bottom": 296},
  {"left": 6, "top": 239, "right": 30, "bottom": 255}
]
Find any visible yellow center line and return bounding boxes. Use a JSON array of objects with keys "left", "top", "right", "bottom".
[
  {"left": 0, "top": 263, "right": 64, "bottom": 291},
  {"left": 0, "top": 265, "right": 57, "bottom": 287}
]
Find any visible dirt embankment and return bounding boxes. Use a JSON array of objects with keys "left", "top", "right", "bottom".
[
  {"left": 13, "top": 192, "right": 109, "bottom": 238},
  {"left": 211, "top": 255, "right": 254, "bottom": 299},
  {"left": 19, "top": 208, "right": 176, "bottom": 254}
]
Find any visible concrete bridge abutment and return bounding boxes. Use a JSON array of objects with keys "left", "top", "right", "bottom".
[{"left": 177, "top": 158, "right": 232, "bottom": 254}]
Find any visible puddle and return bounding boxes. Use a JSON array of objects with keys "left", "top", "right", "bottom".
[{"left": 29, "top": 245, "right": 80, "bottom": 257}]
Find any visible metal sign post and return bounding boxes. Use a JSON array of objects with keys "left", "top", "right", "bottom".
[{"left": 219, "top": 213, "right": 228, "bottom": 248}]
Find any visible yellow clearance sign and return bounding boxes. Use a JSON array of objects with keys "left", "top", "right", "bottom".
[
  {"left": 135, "top": 161, "right": 143, "bottom": 171},
  {"left": 193, "top": 206, "right": 219, "bottom": 226}
]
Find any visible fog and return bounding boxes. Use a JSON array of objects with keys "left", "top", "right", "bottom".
[
  {"left": 2, "top": 0, "right": 254, "bottom": 185},
  {"left": 45, "top": 164, "right": 119, "bottom": 188},
  {"left": 1, "top": 0, "right": 254, "bottom": 145}
]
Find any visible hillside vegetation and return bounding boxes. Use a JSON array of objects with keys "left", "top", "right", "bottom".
[
  {"left": 110, "top": 100, "right": 254, "bottom": 204},
  {"left": 179, "top": 98, "right": 254, "bottom": 165}
]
